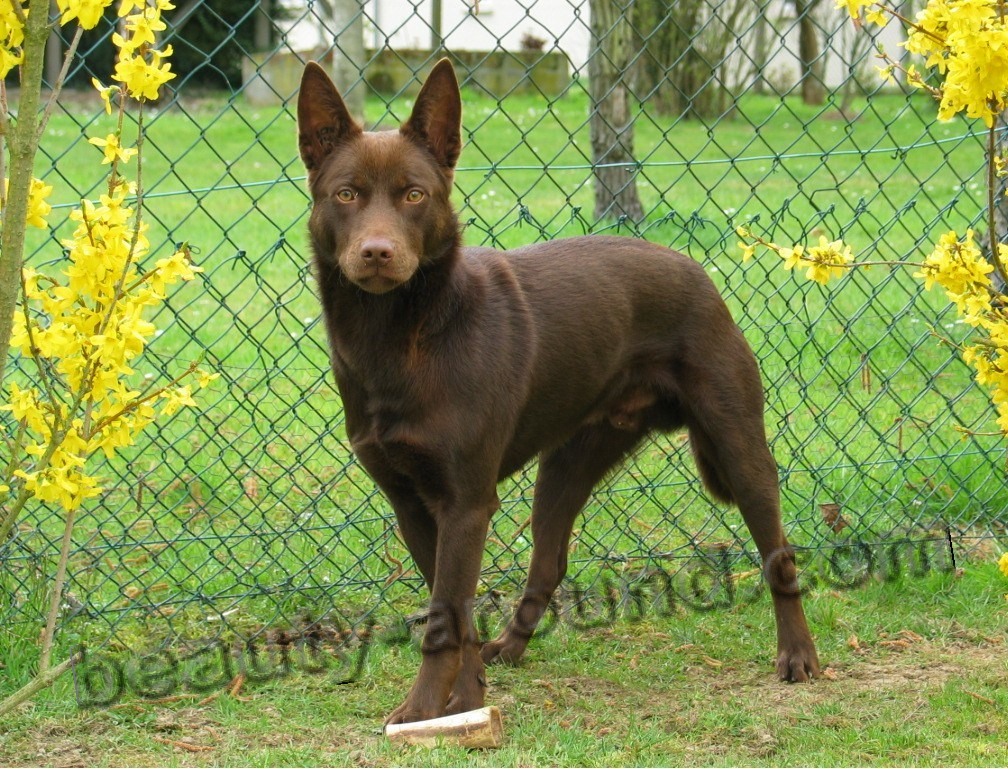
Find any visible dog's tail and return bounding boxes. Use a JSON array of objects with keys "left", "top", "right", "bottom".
[{"left": 687, "top": 424, "right": 736, "bottom": 506}]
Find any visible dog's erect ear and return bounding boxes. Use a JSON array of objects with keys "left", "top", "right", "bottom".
[
  {"left": 297, "top": 61, "right": 362, "bottom": 172},
  {"left": 402, "top": 58, "right": 462, "bottom": 170}
]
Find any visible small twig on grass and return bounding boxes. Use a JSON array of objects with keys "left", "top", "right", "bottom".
[
  {"left": 0, "top": 650, "right": 83, "bottom": 717},
  {"left": 965, "top": 690, "right": 996, "bottom": 706},
  {"left": 196, "top": 673, "right": 249, "bottom": 707},
  {"left": 151, "top": 736, "right": 215, "bottom": 753}
]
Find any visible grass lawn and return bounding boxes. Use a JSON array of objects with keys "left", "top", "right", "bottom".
[{"left": 1, "top": 564, "right": 1006, "bottom": 766}]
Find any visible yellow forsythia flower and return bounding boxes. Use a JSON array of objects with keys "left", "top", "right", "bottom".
[
  {"left": 27, "top": 177, "right": 53, "bottom": 227},
  {"left": 836, "top": 0, "right": 874, "bottom": 18},
  {"left": 904, "top": 0, "right": 1008, "bottom": 126},
  {"left": 0, "top": 0, "right": 25, "bottom": 77},
  {"left": 914, "top": 230, "right": 993, "bottom": 323},
  {"left": 56, "top": 0, "right": 116, "bottom": 30},
  {"left": 159, "top": 385, "right": 196, "bottom": 416},
  {"left": 3, "top": 176, "right": 53, "bottom": 228},
  {"left": 8, "top": 178, "right": 203, "bottom": 511},
  {"left": 113, "top": 48, "right": 175, "bottom": 101},
  {"left": 2, "top": 0, "right": 206, "bottom": 514},
  {"left": 88, "top": 133, "right": 138, "bottom": 165},
  {"left": 92, "top": 78, "right": 116, "bottom": 114},
  {"left": 109, "top": 0, "right": 176, "bottom": 101}
]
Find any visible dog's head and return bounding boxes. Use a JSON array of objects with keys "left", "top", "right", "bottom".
[{"left": 297, "top": 59, "right": 462, "bottom": 295}]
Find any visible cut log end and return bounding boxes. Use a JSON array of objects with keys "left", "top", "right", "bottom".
[{"left": 384, "top": 706, "right": 503, "bottom": 749}]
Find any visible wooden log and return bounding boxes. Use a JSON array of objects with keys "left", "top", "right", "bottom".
[{"left": 384, "top": 706, "right": 503, "bottom": 749}]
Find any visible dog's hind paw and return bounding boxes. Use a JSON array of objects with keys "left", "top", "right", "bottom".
[
  {"left": 480, "top": 634, "right": 528, "bottom": 666},
  {"left": 776, "top": 645, "right": 821, "bottom": 683}
]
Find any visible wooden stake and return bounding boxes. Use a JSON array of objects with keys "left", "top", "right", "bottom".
[{"left": 384, "top": 706, "right": 503, "bottom": 749}]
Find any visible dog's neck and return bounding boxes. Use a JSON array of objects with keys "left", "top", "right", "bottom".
[{"left": 316, "top": 225, "right": 472, "bottom": 375}]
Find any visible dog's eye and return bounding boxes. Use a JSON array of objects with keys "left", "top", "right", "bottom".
[
  {"left": 335, "top": 189, "right": 357, "bottom": 203},
  {"left": 405, "top": 189, "right": 425, "bottom": 204}
]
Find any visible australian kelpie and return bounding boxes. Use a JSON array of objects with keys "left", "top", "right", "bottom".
[{"left": 297, "top": 59, "right": 820, "bottom": 725}]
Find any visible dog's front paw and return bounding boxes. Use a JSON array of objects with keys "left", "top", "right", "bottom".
[
  {"left": 776, "top": 643, "right": 820, "bottom": 683},
  {"left": 444, "top": 677, "right": 486, "bottom": 716},
  {"left": 384, "top": 698, "right": 445, "bottom": 726},
  {"left": 445, "top": 645, "right": 487, "bottom": 714}
]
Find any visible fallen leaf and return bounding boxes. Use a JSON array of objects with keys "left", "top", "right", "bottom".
[
  {"left": 879, "top": 639, "right": 910, "bottom": 650},
  {"left": 243, "top": 475, "right": 259, "bottom": 500},
  {"left": 820, "top": 502, "right": 848, "bottom": 533}
]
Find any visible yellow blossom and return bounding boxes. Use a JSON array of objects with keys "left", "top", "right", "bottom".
[
  {"left": 159, "top": 385, "right": 197, "bottom": 416},
  {"left": 119, "top": 5, "right": 167, "bottom": 49},
  {"left": 903, "top": 0, "right": 1008, "bottom": 126},
  {"left": 113, "top": 48, "right": 175, "bottom": 101},
  {"left": 876, "top": 64, "right": 895, "bottom": 84},
  {"left": 2, "top": 0, "right": 206, "bottom": 517},
  {"left": 778, "top": 244, "right": 805, "bottom": 272},
  {"left": 4, "top": 176, "right": 53, "bottom": 228},
  {"left": 91, "top": 78, "right": 116, "bottom": 114},
  {"left": 56, "top": 0, "right": 115, "bottom": 30},
  {"left": 864, "top": 7, "right": 887, "bottom": 25},
  {"left": 147, "top": 247, "right": 201, "bottom": 296},
  {"left": 836, "top": 0, "right": 874, "bottom": 18},
  {"left": 0, "top": 0, "right": 26, "bottom": 76},
  {"left": 117, "top": 0, "right": 174, "bottom": 17},
  {"left": 27, "top": 177, "right": 53, "bottom": 227},
  {"left": 802, "top": 236, "right": 854, "bottom": 284},
  {"left": 0, "top": 45, "right": 22, "bottom": 79},
  {"left": 913, "top": 230, "right": 993, "bottom": 319},
  {"left": 88, "top": 133, "right": 138, "bottom": 165}
]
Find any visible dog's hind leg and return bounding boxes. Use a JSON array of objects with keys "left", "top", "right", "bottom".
[
  {"left": 481, "top": 422, "right": 648, "bottom": 666},
  {"left": 683, "top": 347, "right": 821, "bottom": 682}
]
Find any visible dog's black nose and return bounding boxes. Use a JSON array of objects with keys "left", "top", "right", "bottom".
[{"left": 361, "top": 239, "right": 395, "bottom": 263}]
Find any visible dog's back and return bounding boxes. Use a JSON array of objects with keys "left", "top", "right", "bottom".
[{"left": 458, "top": 235, "right": 760, "bottom": 480}]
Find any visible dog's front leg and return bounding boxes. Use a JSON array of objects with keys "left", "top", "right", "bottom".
[{"left": 385, "top": 496, "right": 497, "bottom": 725}]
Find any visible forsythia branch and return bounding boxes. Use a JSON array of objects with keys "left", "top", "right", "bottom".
[{"left": 736, "top": 0, "right": 1008, "bottom": 439}]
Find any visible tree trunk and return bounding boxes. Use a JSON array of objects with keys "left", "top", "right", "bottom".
[
  {"left": 749, "top": 0, "right": 775, "bottom": 96},
  {"left": 794, "top": 0, "right": 825, "bottom": 105},
  {"left": 45, "top": 1, "right": 62, "bottom": 87},
  {"left": 632, "top": 0, "right": 676, "bottom": 115},
  {"left": 327, "top": 0, "right": 366, "bottom": 123},
  {"left": 254, "top": 0, "right": 272, "bottom": 52},
  {"left": 0, "top": 0, "right": 52, "bottom": 391},
  {"left": 982, "top": 109, "right": 1008, "bottom": 292},
  {"left": 588, "top": 0, "right": 643, "bottom": 222},
  {"left": 631, "top": 0, "right": 744, "bottom": 120}
]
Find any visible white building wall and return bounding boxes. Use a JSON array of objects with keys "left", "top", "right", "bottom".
[{"left": 278, "top": 0, "right": 906, "bottom": 90}]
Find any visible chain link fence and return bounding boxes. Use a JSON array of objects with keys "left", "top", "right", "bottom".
[{"left": 2, "top": 0, "right": 1006, "bottom": 666}]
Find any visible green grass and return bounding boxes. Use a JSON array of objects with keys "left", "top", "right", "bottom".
[
  {"left": 4, "top": 83, "right": 1006, "bottom": 665},
  {"left": 1, "top": 564, "right": 1006, "bottom": 766}
]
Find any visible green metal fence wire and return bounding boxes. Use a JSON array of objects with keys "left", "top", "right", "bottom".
[{"left": 2, "top": 0, "right": 1006, "bottom": 662}]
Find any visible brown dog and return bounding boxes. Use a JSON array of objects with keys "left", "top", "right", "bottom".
[{"left": 297, "top": 59, "right": 820, "bottom": 725}]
